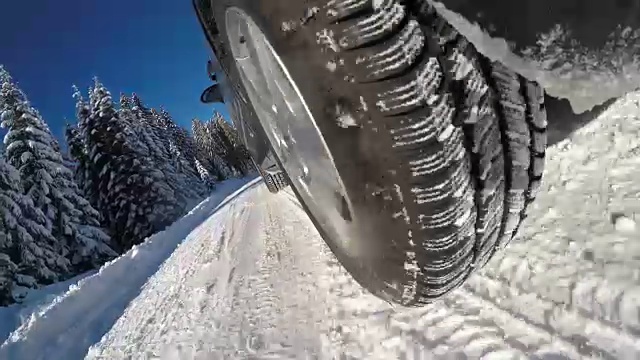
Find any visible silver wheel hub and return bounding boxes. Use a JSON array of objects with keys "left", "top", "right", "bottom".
[{"left": 225, "top": 8, "right": 360, "bottom": 256}]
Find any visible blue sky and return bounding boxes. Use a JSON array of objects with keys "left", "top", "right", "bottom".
[{"left": 1, "top": 0, "right": 228, "bottom": 143}]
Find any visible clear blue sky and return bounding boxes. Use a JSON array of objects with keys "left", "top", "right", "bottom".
[{"left": 1, "top": 0, "right": 229, "bottom": 143}]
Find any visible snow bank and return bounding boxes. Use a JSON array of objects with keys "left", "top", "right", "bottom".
[
  {"left": 0, "top": 177, "right": 260, "bottom": 360},
  {"left": 0, "top": 272, "right": 95, "bottom": 344}
]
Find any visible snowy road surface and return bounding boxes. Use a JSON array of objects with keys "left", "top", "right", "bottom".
[{"left": 3, "top": 93, "right": 640, "bottom": 359}]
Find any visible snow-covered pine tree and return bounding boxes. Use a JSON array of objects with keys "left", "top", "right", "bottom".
[
  {"left": 173, "top": 125, "right": 198, "bottom": 168},
  {"left": 191, "top": 119, "right": 208, "bottom": 165},
  {"left": 128, "top": 94, "right": 202, "bottom": 209},
  {"left": 118, "top": 93, "right": 149, "bottom": 158},
  {"left": 51, "top": 155, "right": 117, "bottom": 271},
  {"left": 191, "top": 118, "right": 233, "bottom": 180},
  {"left": 214, "top": 113, "right": 254, "bottom": 176},
  {"left": 208, "top": 114, "right": 242, "bottom": 177},
  {"left": 78, "top": 79, "right": 181, "bottom": 250},
  {"left": 56, "top": 128, "right": 116, "bottom": 270},
  {"left": 68, "top": 87, "right": 97, "bottom": 201},
  {"left": 0, "top": 156, "right": 70, "bottom": 305},
  {"left": 155, "top": 107, "right": 208, "bottom": 197},
  {"left": 0, "top": 72, "right": 115, "bottom": 272},
  {"left": 130, "top": 93, "right": 170, "bottom": 161},
  {"left": 191, "top": 119, "right": 215, "bottom": 178},
  {"left": 195, "top": 158, "right": 216, "bottom": 191},
  {"left": 152, "top": 110, "right": 201, "bottom": 205},
  {"left": 64, "top": 121, "right": 85, "bottom": 186},
  {"left": 0, "top": 155, "right": 19, "bottom": 305},
  {"left": 1, "top": 77, "right": 58, "bottom": 235},
  {"left": 172, "top": 125, "right": 199, "bottom": 170},
  {"left": 176, "top": 126, "right": 209, "bottom": 188},
  {"left": 61, "top": 121, "right": 78, "bottom": 173},
  {"left": 156, "top": 108, "right": 183, "bottom": 161}
]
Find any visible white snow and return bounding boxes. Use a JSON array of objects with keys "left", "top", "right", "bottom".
[
  {"left": 336, "top": 113, "right": 358, "bottom": 128},
  {"left": 614, "top": 215, "right": 637, "bottom": 234},
  {"left": 3, "top": 91, "right": 640, "bottom": 358},
  {"left": 0, "top": 178, "right": 255, "bottom": 360},
  {"left": 316, "top": 28, "right": 340, "bottom": 53},
  {"left": 0, "top": 272, "right": 95, "bottom": 345}
]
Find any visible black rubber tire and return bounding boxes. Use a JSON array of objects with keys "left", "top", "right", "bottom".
[
  {"left": 261, "top": 168, "right": 289, "bottom": 194},
  {"left": 199, "top": 0, "right": 547, "bottom": 306}
]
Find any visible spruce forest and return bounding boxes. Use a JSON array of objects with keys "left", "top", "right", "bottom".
[{"left": 0, "top": 66, "right": 254, "bottom": 306}]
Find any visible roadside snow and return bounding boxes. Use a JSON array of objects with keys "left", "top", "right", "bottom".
[
  {"left": 488, "top": 90, "right": 640, "bottom": 337},
  {"left": 0, "top": 178, "right": 257, "bottom": 360},
  {"left": 0, "top": 271, "right": 95, "bottom": 344}
]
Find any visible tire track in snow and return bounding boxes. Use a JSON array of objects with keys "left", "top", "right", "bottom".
[
  {"left": 463, "top": 274, "right": 640, "bottom": 359},
  {"left": 86, "top": 188, "right": 258, "bottom": 359},
  {"left": 124, "top": 202, "right": 241, "bottom": 349},
  {"left": 207, "top": 190, "right": 313, "bottom": 359},
  {"left": 227, "top": 202, "right": 287, "bottom": 358},
  {"left": 278, "top": 190, "right": 586, "bottom": 359},
  {"left": 280, "top": 185, "right": 639, "bottom": 358},
  {"left": 469, "top": 92, "right": 640, "bottom": 355}
]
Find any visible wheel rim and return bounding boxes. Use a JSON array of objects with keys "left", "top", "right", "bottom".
[{"left": 225, "top": 8, "right": 360, "bottom": 256}]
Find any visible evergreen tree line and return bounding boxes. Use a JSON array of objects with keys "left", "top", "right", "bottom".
[{"left": 0, "top": 66, "right": 254, "bottom": 306}]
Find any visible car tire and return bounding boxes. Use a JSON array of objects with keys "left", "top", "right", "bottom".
[
  {"left": 198, "top": 0, "right": 547, "bottom": 306},
  {"left": 260, "top": 167, "right": 289, "bottom": 194}
]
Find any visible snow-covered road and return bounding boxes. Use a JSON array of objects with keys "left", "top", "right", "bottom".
[{"left": 3, "top": 92, "right": 640, "bottom": 359}]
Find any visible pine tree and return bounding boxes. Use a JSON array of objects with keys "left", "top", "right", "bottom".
[
  {"left": 192, "top": 118, "right": 234, "bottom": 180},
  {"left": 214, "top": 113, "right": 255, "bottom": 176},
  {"left": 128, "top": 94, "right": 202, "bottom": 208},
  {"left": 0, "top": 71, "right": 116, "bottom": 272},
  {"left": 0, "top": 156, "right": 19, "bottom": 304},
  {"left": 195, "top": 159, "right": 215, "bottom": 191},
  {"left": 1, "top": 76, "right": 60, "bottom": 235},
  {"left": 208, "top": 115, "right": 238, "bottom": 177},
  {"left": 191, "top": 119, "right": 213, "bottom": 178},
  {"left": 74, "top": 79, "right": 181, "bottom": 250},
  {"left": 61, "top": 122, "right": 78, "bottom": 173},
  {"left": 0, "top": 155, "right": 69, "bottom": 305},
  {"left": 130, "top": 93, "right": 170, "bottom": 162},
  {"left": 118, "top": 93, "right": 149, "bottom": 157},
  {"left": 173, "top": 126, "right": 199, "bottom": 168},
  {"left": 68, "top": 87, "right": 97, "bottom": 202},
  {"left": 64, "top": 121, "right": 85, "bottom": 186},
  {"left": 58, "top": 120, "right": 117, "bottom": 269},
  {"left": 155, "top": 107, "right": 207, "bottom": 197}
]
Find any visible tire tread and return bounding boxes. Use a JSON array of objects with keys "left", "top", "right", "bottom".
[{"left": 326, "top": 0, "right": 547, "bottom": 304}]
